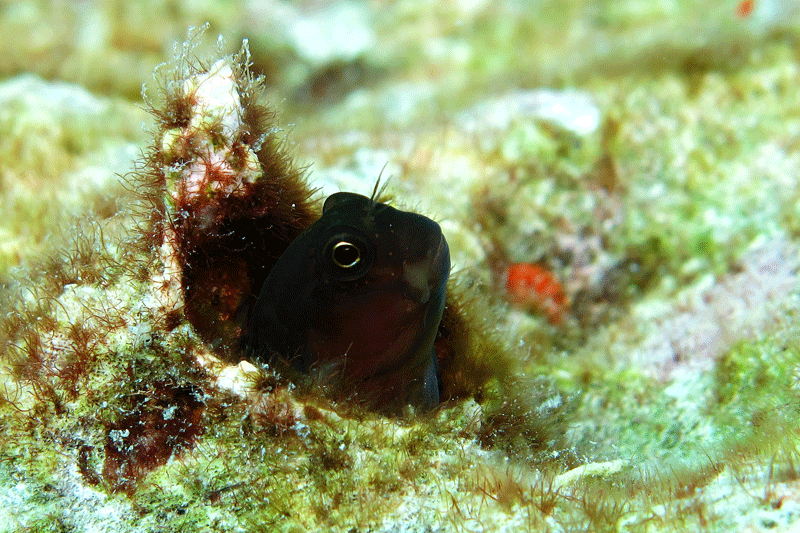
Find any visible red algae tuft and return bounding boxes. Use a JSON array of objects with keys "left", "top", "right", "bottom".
[{"left": 102, "top": 382, "right": 205, "bottom": 494}]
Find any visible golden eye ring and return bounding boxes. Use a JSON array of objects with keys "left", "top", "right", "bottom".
[{"left": 331, "top": 241, "right": 361, "bottom": 269}]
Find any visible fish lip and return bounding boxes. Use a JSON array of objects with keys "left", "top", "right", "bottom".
[{"left": 400, "top": 231, "right": 449, "bottom": 305}]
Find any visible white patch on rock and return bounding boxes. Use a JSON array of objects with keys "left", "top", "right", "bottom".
[
  {"left": 184, "top": 60, "right": 243, "bottom": 140},
  {"left": 289, "top": 2, "right": 375, "bottom": 65},
  {"left": 461, "top": 90, "right": 601, "bottom": 137},
  {"left": 214, "top": 360, "right": 260, "bottom": 397}
]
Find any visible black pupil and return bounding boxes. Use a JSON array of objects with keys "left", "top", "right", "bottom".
[{"left": 332, "top": 241, "right": 360, "bottom": 268}]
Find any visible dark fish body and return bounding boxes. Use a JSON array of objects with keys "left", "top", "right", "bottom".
[{"left": 247, "top": 192, "right": 450, "bottom": 412}]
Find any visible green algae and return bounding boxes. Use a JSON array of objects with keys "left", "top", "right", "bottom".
[{"left": 713, "top": 337, "right": 800, "bottom": 444}]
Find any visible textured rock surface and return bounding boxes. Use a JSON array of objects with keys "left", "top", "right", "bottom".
[{"left": 2, "top": 2, "right": 800, "bottom": 532}]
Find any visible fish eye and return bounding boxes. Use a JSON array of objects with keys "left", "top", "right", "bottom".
[
  {"left": 323, "top": 230, "right": 374, "bottom": 281},
  {"left": 331, "top": 241, "right": 361, "bottom": 268}
]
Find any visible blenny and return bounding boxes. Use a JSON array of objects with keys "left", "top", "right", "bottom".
[{"left": 247, "top": 190, "right": 450, "bottom": 412}]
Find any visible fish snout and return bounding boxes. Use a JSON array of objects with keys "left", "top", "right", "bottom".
[{"left": 401, "top": 230, "right": 450, "bottom": 305}]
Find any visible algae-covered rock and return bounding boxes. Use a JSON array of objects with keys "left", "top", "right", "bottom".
[
  {"left": 0, "top": 33, "right": 567, "bottom": 532},
  {"left": 0, "top": 74, "right": 146, "bottom": 279},
  {"left": 3, "top": 2, "right": 800, "bottom": 532}
]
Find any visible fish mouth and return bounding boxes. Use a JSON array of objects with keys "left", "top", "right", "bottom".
[{"left": 401, "top": 231, "right": 450, "bottom": 305}]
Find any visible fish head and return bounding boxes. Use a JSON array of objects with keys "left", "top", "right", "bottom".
[{"left": 248, "top": 191, "right": 450, "bottom": 412}]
